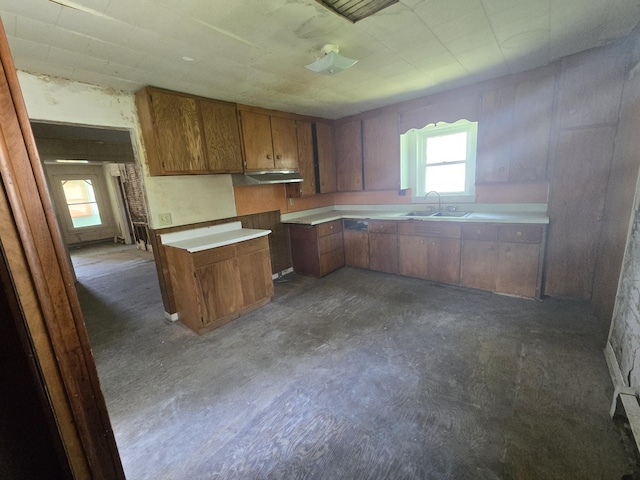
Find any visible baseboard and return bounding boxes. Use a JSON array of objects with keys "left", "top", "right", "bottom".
[
  {"left": 272, "top": 267, "right": 293, "bottom": 280},
  {"left": 164, "top": 311, "right": 178, "bottom": 322}
]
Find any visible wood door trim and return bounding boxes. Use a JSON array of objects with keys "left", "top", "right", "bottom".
[{"left": 0, "top": 19, "right": 124, "bottom": 479}]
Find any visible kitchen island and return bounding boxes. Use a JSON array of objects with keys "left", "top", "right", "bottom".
[{"left": 161, "top": 222, "right": 273, "bottom": 334}]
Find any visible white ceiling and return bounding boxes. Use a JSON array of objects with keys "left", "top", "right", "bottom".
[{"left": 1, "top": 0, "right": 640, "bottom": 119}]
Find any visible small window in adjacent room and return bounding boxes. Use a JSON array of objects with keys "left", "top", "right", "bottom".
[{"left": 401, "top": 119, "right": 478, "bottom": 202}]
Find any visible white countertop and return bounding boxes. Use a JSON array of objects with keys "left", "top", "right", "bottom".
[
  {"left": 280, "top": 205, "right": 549, "bottom": 226},
  {"left": 160, "top": 221, "right": 271, "bottom": 253}
]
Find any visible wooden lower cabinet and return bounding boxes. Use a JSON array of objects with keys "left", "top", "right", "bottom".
[
  {"left": 165, "top": 236, "right": 273, "bottom": 335},
  {"left": 460, "top": 223, "right": 545, "bottom": 298},
  {"left": 368, "top": 221, "right": 398, "bottom": 274},
  {"left": 398, "top": 235, "right": 461, "bottom": 284},
  {"left": 290, "top": 220, "right": 344, "bottom": 277},
  {"left": 398, "top": 220, "right": 461, "bottom": 284},
  {"left": 343, "top": 229, "right": 370, "bottom": 269}
]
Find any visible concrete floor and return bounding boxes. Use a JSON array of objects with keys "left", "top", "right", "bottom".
[{"left": 72, "top": 242, "right": 633, "bottom": 479}]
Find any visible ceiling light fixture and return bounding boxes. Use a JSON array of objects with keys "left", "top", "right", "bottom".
[
  {"left": 305, "top": 44, "right": 357, "bottom": 75},
  {"left": 315, "top": 0, "right": 399, "bottom": 23}
]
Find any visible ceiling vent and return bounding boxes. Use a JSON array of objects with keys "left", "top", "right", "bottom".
[{"left": 315, "top": 0, "right": 399, "bottom": 23}]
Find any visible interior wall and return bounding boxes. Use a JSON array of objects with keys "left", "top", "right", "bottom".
[{"left": 17, "top": 71, "right": 237, "bottom": 230}]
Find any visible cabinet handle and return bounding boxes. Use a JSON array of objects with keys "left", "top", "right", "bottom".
[
  {"left": 276, "top": 154, "right": 282, "bottom": 160},
  {"left": 330, "top": 225, "right": 334, "bottom": 230},
  {"left": 431, "top": 241, "right": 437, "bottom": 246},
  {"left": 267, "top": 154, "right": 272, "bottom": 159},
  {"left": 516, "top": 231, "right": 523, "bottom": 237},
  {"left": 476, "top": 229, "right": 482, "bottom": 235},
  {"left": 420, "top": 240, "right": 424, "bottom": 244}
]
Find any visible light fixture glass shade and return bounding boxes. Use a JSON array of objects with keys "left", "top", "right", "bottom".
[{"left": 305, "top": 51, "right": 358, "bottom": 75}]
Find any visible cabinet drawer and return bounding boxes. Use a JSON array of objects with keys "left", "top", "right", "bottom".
[
  {"left": 319, "top": 231, "right": 344, "bottom": 255},
  {"left": 499, "top": 225, "right": 543, "bottom": 244},
  {"left": 368, "top": 220, "right": 398, "bottom": 234},
  {"left": 192, "top": 243, "right": 236, "bottom": 268},
  {"left": 318, "top": 220, "right": 343, "bottom": 236},
  {"left": 398, "top": 220, "right": 461, "bottom": 238},
  {"left": 236, "top": 236, "right": 269, "bottom": 256},
  {"left": 462, "top": 223, "right": 499, "bottom": 241}
]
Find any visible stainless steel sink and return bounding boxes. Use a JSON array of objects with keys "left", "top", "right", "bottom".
[
  {"left": 402, "top": 211, "right": 434, "bottom": 217},
  {"left": 401, "top": 211, "right": 472, "bottom": 218},
  {"left": 430, "top": 211, "right": 472, "bottom": 218}
]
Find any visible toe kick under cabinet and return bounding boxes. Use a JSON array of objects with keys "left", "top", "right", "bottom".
[{"left": 161, "top": 222, "right": 273, "bottom": 335}]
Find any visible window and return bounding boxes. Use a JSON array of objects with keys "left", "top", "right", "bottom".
[
  {"left": 61, "top": 178, "right": 103, "bottom": 228},
  {"left": 401, "top": 119, "right": 478, "bottom": 201}
]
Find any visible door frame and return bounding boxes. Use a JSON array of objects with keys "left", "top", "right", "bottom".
[{"left": 0, "top": 19, "right": 125, "bottom": 479}]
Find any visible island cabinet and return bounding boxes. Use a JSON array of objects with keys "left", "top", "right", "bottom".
[
  {"left": 164, "top": 235, "right": 273, "bottom": 335},
  {"left": 135, "top": 87, "right": 243, "bottom": 175},
  {"left": 362, "top": 113, "right": 401, "bottom": 191},
  {"left": 398, "top": 221, "right": 461, "bottom": 285},
  {"left": 239, "top": 110, "right": 298, "bottom": 171},
  {"left": 368, "top": 221, "right": 399, "bottom": 274},
  {"left": 460, "top": 223, "right": 545, "bottom": 298},
  {"left": 343, "top": 220, "right": 370, "bottom": 269},
  {"left": 289, "top": 220, "right": 344, "bottom": 277}
]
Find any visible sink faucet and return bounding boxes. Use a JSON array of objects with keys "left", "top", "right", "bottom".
[{"left": 423, "top": 190, "right": 441, "bottom": 212}]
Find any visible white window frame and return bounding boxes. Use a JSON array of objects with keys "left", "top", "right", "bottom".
[{"left": 401, "top": 119, "right": 477, "bottom": 203}]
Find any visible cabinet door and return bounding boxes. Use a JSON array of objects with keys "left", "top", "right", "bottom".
[
  {"left": 295, "top": 121, "right": 316, "bottom": 196},
  {"left": 237, "top": 246, "right": 273, "bottom": 306},
  {"left": 497, "top": 242, "right": 540, "bottom": 298},
  {"left": 343, "top": 230, "right": 369, "bottom": 269},
  {"left": 271, "top": 116, "right": 299, "bottom": 170},
  {"left": 149, "top": 89, "right": 208, "bottom": 173},
  {"left": 289, "top": 225, "right": 320, "bottom": 276},
  {"left": 369, "top": 232, "right": 398, "bottom": 274},
  {"left": 363, "top": 113, "right": 400, "bottom": 190},
  {"left": 460, "top": 240, "right": 498, "bottom": 291},
  {"left": 398, "top": 235, "right": 428, "bottom": 279},
  {"left": 426, "top": 236, "right": 460, "bottom": 284},
  {"left": 316, "top": 122, "right": 336, "bottom": 193},
  {"left": 335, "top": 119, "right": 363, "bottom": 191},
  {"left": 240, "top": 111, "right": 274, "bottom": 171},
  {"left": 199, "top": 99, "right": 243, "bottom": 173},
  {"left": 195, "top": 258, "right": 243, "bottom": 326}
]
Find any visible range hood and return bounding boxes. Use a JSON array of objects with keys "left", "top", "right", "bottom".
[{"left": 231, "top": 170, "right": 304, "bottom": 186}]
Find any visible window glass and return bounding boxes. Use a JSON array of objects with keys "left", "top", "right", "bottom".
[
  {"left": 425, "top": 132, "right": 467, "bottom": 164},
  {"left": 425, "top": 163, "right": 466, "bottom": 193},
  {"left": 61, "top": 179, "right": 103, "bottom": 228}
]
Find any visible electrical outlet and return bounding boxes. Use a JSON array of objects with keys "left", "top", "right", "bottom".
[
  {"left": 289, "top": 198, "right": 294, "bottom": 206},
  {"left": 158, "top": 213, "right": 172, "bottom": 226}
]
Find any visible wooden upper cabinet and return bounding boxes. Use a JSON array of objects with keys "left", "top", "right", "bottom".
[
  {"left": 335, "top": 119, "right": 363, "bottom": 191},
  {"left": 476, "top": 85, "right": 514, "bottom": 183},
  {"left": 510, "top": 75, "right": 555, "bottom": 182},
  {"left": 198, "top": 98, "right": 243, "bottom": 173},
  {"left": 239, "top": 110, "right": 299, "bottom": 171},
  {"left": 136, "top": 88, "right": 207, "bottom": 175},
  {"left": 289, "top": 121, "right": 316, "bottom": 197},
  {"left": 135, "top": 87, "right": 244, "bottom": 175},
  {"left": 363, "top": 113, "right": 400, "bottom": 190},
  {"left": 271, "top": 116, "right": 298, "bottom": 170},
  {"left": 239, "top": 111, "right": 275, "bottom": 171},
  {"left": 316, "top": 122, "right": 336, "bottom": 194}
]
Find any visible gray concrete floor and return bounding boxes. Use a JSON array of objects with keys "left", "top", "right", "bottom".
[{"left": 72, "top": 242, "right": 633, "bottom": 479}]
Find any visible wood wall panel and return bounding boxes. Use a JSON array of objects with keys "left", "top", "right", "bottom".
[
  {"left": 592, "top": 63, "right": 640, "bottom": 320},
  {"left": 557, "top": 48, "right": 626, "bottom": 129},
  {"left": 545, "top": 126, "right": 616, "bottom": 299}
]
